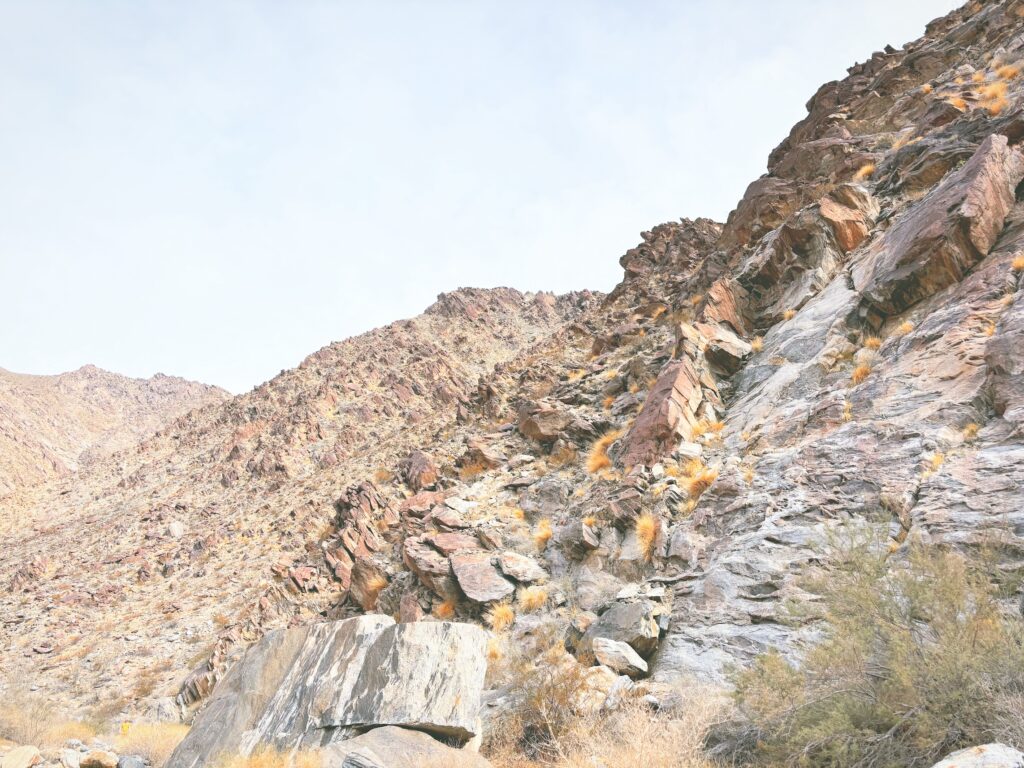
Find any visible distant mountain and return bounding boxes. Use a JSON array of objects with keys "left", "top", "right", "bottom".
[{"left": 0, "top": 364, "right": 228, "bottom": 496}]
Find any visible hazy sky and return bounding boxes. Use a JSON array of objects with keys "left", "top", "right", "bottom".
[{"left": 0, "top": 1, "right": 960, "bottom": 393}]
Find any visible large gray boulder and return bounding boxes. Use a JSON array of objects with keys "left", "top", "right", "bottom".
[
  {"left": 322, "top": 726, "right": 491, "bottom": 768},
  {"left": 930, "top": 744, "right": 1024, "bottom": 768},
  {"left": 166, "top": 616, "right": 487, "bottom": 768}
]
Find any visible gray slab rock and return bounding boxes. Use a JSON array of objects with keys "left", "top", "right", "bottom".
[
  {"left": 591, "top": 637, "right": 649, "bottom": 678},
  {"left": 930, "top": 744, "right": 1024, "bottom": 768},
  {"left": 165, "top": 616, "right": 487, "bottom": 768},
  {"left": 321, "top": 726, "right": 491, "bottom": 768}
]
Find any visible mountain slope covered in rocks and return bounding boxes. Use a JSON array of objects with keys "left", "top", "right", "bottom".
[
  {"left": 4, "top": 2, "right": 1024, "bottom": 767},
  {"left": 0, "top": 365, "right": 228, "bottom": 497}
]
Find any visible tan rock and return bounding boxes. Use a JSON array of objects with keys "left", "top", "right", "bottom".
[{"left": 1, "top": 746, "right": 42, "bottom": 768}]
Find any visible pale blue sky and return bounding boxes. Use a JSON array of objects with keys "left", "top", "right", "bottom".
[{"left": 0, "top": 1, "right": 959, "bottom": 392}]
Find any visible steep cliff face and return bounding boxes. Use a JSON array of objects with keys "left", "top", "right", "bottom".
[
  {"left": 0, "top": 365, "right": 228, "bottom": 497},
  {"left": 3, "top": 0, "right": 1024, "bottom": 748}
]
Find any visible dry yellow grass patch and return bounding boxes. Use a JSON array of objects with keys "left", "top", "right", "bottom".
[
  {"left": 851, "top": 364, "right": 872, "bottom": 385},
  {"left": 687, "top": 468, "right": 718, "bottom": 499},
  {"left": 486, "top": 602, "right": 516, "bottom": 631},
  {"left": 854, "top": 163, "right": 876, "bottom": 180},
  {"left": 864, "top": 336, "right": 882, "bottom": 350},
  {"left": 512, "top": 507, "right": 526, "bottom": 521},
  {"left": 782, "top": 308, "right": 797, "bottom": 321},
  {"left": 750, "top": 336, "right": 764, "bottom": 352},
  {"left": 963, "top": 422, "right": 980, "bottom": 441},
  {"left": 742, "top": 467, "right": 755, "bottom": 484},
  {"left": 602, "top": 395, "right": 614, "bottom": 410},
  {"left": 433, "top": 599, "right": 457, "bottom": 619},
  {"left": 921, "top": 83, "right": 933, "bottom": 94},
  {"left": 984, "top": 322, "right": 997, "bottom": 337},
  {"left": 972, "top": 70, "right": 987, "bottom": 83},
  {"left": 582, "top": 515, "right": 597, "bottom": 527},
  {"left": 487, "top": 636, "right": 504, "bottom": 663},
  {"left": 518, "top": 586, "right": 548, "bottom": 613},
  {"left": 690, "top": 294, "right": 704, "bottom": 306},
  {"left": 842, "top": 401, "right": 853, "bottom": 422},
  {"left": 930, "top": 452, "right": 945, "bottom": 471},
  {"left": 586, "top": 429, "right": 623, "bottom": 473},
  {"left": 459, "top": 458, "right": 488, "bottom": 481},
  {"left": 636, "top": 512, "right": 660, "bottom": 561},
  {"left": 997, "top": 63, "right": 1020, "bottom": 79},
  {"left": 708, "top": 420, "right": 725, "bottom": 434},
  {"left": 897, "top": 320, "right": 914, "bottom": 335},
  {"left": 1012, "top": 255, "right": 1024, "bottom": 272},
  {"left": 116, "top": 723, "right": 190, "bottom": 768},
  {"left": 215, "top": 749, "right": 321, "bottom": 768},
  {"left": 534, "top": 519, "right": 553, "bottom": 549},
  {"left": 980, "top": 81, "right": 1009, "bottom": 114},
  {"left": 947, "top": 96, "right": 968, "bottom": 110}
]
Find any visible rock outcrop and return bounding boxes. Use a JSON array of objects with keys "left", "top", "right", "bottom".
[{"left": 166, "top": 616, "right": 487, "bottom": 768}]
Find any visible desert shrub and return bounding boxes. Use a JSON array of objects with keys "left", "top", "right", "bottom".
[
  {"left": 215, "top": 748, "right": 321, "bottom": 768},
  {"left": 116, "top": 723, "right": 190, "bottom": 767},
  {"left": 850, "top": 363, "right": 872, "bottom": 385},
  {"left": 519, "top": 585, "right": 548, "bottom": 613},
  {"left": 486, "top": 602, "right": 516, "bottom": 631},
  {"left": 586, "top": 429, "right": 623, "bottom": 473},
  {"left": 731, "top": 537, "right": 1024, "bottom": 768},
  {"left": 0, "top": 690, "right": 55, "bottom": 746},
  {"left": 635, "top": 512, "right": 660, "bottom": 561}
]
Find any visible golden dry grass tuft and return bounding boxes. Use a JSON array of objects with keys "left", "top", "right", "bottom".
[
  {"left": 602, "top": 395, "right": 614, "bottom": 410},
  {"left": 487, "top": 636, "right": 505, "bottom": 663},
  {"left": 946, "top": 96, "right": 968, "bottom": 110},
  {"left": 372, "top": 468, "right": 394, "bottom": 484},
  {"left": 842, "top": 401, "right": 854, "bottom": 422},
  {"left": 636, "top": 512, "right": 660, "bottom": 562},
  {"left": 963, "top": 422, "right": 980, "bottom": 441},
  {"left": 997, "top": 63, "right": 1020, "bottom": 79},
  {"left": 864, "top": 336, "right": 882, "bottom": 350},
  {"left": 897, "top": 320, "right": 914, "bottom": 335},
  {"left": 433, "top": 599, "right": 457, "bottom": 620},
  {"left": 116, "top": 723, "right": 191, "bottom": 768},
  {"left": 1012, "top": 255, "right": 1024, "bottom": 272},
  {"left": 972, "top": 70, "right": 987, "bottom": 82},
  {"left": 487, "top": 602, "right": 516, "bottom": 631},
  {"left": 582, "top": 515, "right": 597, "bottom": 527},
  {"left": 215, "top": 748, "right": 322, "bottom": 768},
  {"left": 921, "top": 83, "right": 933, "bottom": 94},
  {"left": 782, "top": 308, "right": 797, "bottom": 321},
  {"left": 750, "top": 336, "right": 764, "bottom": 353},
  {"left": 459, "top": 458, "right": 488, "bottom": 481},
  {"left": 984, "top": 322, "right": 997, "bottom": 337},
  {"left": 687, "top": 468, "right": 718, "bottom": 499},
  {"left": 519, "top": 586, "right": 548, "bottom": 613},
  {"left": 586, "top": 429, "right": 623, "bottom": 474},
  {"left": 980, "top": 81, "right": 1009, "bottom": 114},
  {"left": 853, "top": 162, "right": 876, "bottom": 181},
  {"left": 851, "top": 364, "right": 872, "bottom": 385},
  {"left": 534, "top": 519, "right": 553, "bottom": 549}
]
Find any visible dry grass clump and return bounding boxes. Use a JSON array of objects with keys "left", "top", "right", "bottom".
[
  {"left": 0, "top": 692, "right": 65, "bottom": 747},
  {"left": 459, "top": 458, "right": 488, "bottom": 481},
  {"left": 730, "top": 540, "right": 1024, "bottom": 768},
  {"left": 433, "top": 598, "right": 457, "bottom": 619},
  {"left": 897, "top": 320, "right": 914, "bottom": 335},
  {"left": 997, "top": 63, "right": 1020, "bottom": 80},
  {"left": 487, "top": 636, "right": 505, "bottom": 663},
  {"left": 686, "top": 467, "right": 718, "bottom": 499},
  {"left": 741, "top": 466, "right": 755, "bottom": 484},
  {"left": 782, "top": 308, "right": 797, "bottom": 321},
  {"left": 750, "top": 336, "right": 764, "bottom": 352},
  {"left": 842, "top": 401, "right": 853, "bottom": 422},
  {"left": 361, "top": 573, "right": 388, "bottom": 609},
  {"left": 1012, "top": 254, "right": 1024, "bottom": 272},
  {"left": 635, "top": 512, "right": 661, "bottom": 562},
  {"left": 984, "top": 322, "right": 997, "bottom": 337},
  {"left": 963, "top": 422, "right": 980, "bottom": 441},
  {"left": 979, "top": 81, "right": 1009, "bottom": 114},
  {"left": 116, "top": 723, "right": 190, "bottom": 767},
  {"left": 850, "top": 364, "right": 872, "bottom": 385},
  {"left": 972, "top": 70, "right": 987, "bottom": 83},
  {"left": 534, "top": 519, "right": 553, "bottom": 549},
  {"left": 602, "top": 395, "right": 614, "bottom": 410},
  {"left": 215, "top": 749, "right": 321, "bottom": 768},
  {"left": 586, "top": 428, "right": 622, "bottom": 473},
  {"left": 372, "top": 468, "right": 394, "bottom": 484},
  {"left": 946, "top": 95, "right": 968, "bottom": 110},
  {"left": 519, "top": 586, "right": 549, "bottom": 613},
  {"left": 487, "top": 602, "right": 516, "bottom": 631},
  {"left": 920, "top": 83, "right": 933, "bottom": 94},
  {"left": 863, "top": 336, "right": 882, "bottom": 350},
  {"left": 853, "top": 163, "right": 876, "bottom": 180}
]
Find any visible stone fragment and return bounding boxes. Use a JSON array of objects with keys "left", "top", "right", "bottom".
[
  {"left": 518, "top": 401, "right": 572, "bottom": 443},
  {"left": 617, "top": 358, "right": 702, "bottom": 468},
  {"left": 496, "top": 551, "right": 546, "bottom": 583},
  {"left": 591, "top": 637, "right": 649, "bottom": 678},
  {"left": 930, "top": 744, "right": 1024, "bottom": 768},
  {"left": 321, "top": 725, "right": 491, "bottom": 768},
  {"left": 582, "top": 601, "right": 661, "bottom": 659},
  {"left": 399, "top": 451, "right": 437, "bottom": 491},
  {"left": 449, "top": 552, "right": 515, "bottom": 603}
]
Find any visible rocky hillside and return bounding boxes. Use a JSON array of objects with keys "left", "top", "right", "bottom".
[
  {"left": 0, "top": 365, "right": 228, "bottom": 497},
  {"left": 4, "top": 1, "right": 1024, "bottom": 766}
]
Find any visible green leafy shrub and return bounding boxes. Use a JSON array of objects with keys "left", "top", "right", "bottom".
[{"left": 731, "top": 535, "right": 1024, "bottom": 768}]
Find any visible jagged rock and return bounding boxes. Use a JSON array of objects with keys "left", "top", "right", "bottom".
[
  {"left": 1, "top": 747, "right": 42, "bottom": 768},
  {"left": 582, "top": 600, "right": 662, "bottom": 659},
  {"left": 930, "top": 744, "right": 1024, "bottom": 768},
  {"left": 591, "top": 637, "right": 649, "bottom": 678},
  {"left": 165, "top": 616, "right": 487, "bottom": 768},
  {"left": 424, "top": 531, "right": 481, "bottom": 555},
  {"left": 618, "top": 358, "right": 702, "bottom": 467},
  {"left": 496, "top": 551, "right": 546, "bottom": 582},
  {"left": 700, "top": 324, "right": 752, "bottom": 375},
  {"left": 854, "top": 134, "right": 1024, "bottom": 316},
  {"left": 321, "top": 726, "right": 491, "bottom": 768},
  {"left": 517, "top": 401, "right": 572, "bottom": 443},
  {"left": 556, "top": 519, "right": 600, "bottom": 559},
  {"left": 399, "top": 450, "right": 437, "bottom": 491},
  {"left": 450, "top": 552, "right": 515, "bottom": 603},
  {"left": 350, "top": 558, "right": 388, "bottom": 611},
  {"left": 462, "top": 438, "right": 506, "bottom": 470}
]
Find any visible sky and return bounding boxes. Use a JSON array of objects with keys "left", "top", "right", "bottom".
[{"left": 0, "top": 1, "right": 961, "bottom": 393}]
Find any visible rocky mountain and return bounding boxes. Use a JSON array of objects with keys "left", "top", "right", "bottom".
[
  {"left": 0, "top": 365, "right": 228, "bottom": 498},
  {"left": 4, "top": 1, "right": 1024, "bottom": 767}
]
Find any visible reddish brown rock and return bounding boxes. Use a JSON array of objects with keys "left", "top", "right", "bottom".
[
  {"left": 617, "top": 358, "right": 702, "bottom": 468},
  {"left": 497, "top": 551, "right": 547, "bottom": 582},
  {"left": 424, "top": 531, "right": 481, "bottom": 555},
  {"left": 399, "top": 450, "right": 438, "bottom": 491},
  {"left": 518, "top": 401, "right": 572, "bottom": 443},
  {"left": 449, "top": 551, "right": 515, "bottom": 603}
]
